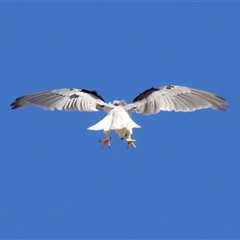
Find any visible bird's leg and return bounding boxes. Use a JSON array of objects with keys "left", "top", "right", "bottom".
[
  {"left": 126, "top": 130, "right": 136, "bottom": 149},
  {"left": 100, "top": 131, "right": 111, "bottom": 149}
]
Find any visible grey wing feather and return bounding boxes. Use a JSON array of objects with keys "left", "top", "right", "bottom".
[
  {"left": 11, "top": 88, "right": 107, "bottom": 112},
  {"left": 125, "top": 85, "right": 230, "bottom": 115}
]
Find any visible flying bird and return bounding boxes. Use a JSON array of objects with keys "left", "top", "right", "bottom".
[{"left": 11, "top": 85, "right": 230, "bottom": 149}]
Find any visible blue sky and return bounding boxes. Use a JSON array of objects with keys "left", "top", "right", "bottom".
[{"left": 1, "top": 2, "right": 239, "bottom": 239}]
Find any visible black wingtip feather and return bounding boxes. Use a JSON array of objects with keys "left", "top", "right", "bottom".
[
  {"left": 10, "top": 101, "right": 17, "bottom": 109},
  {"left": 10, "top": 102, "right": 21, "bottom": 109}
]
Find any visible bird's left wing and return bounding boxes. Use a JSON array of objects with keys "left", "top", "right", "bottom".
[
  {"left": 125, "top": 85, "right": 230, "bottom": 115},
  {"left": 11, "top": 88, "right": 107, "bottom": 112}
]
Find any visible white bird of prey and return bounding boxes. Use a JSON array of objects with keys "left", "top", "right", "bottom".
[{"left": 11, "top": 85, "right": 230, "bottom": 149}]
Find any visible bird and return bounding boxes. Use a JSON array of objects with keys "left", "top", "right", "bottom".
[{"left": 10, "top": 85, "right": 230, "bottom": 149}]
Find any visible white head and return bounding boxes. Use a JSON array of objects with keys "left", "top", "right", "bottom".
[{"left": 112, "top": 100, "right": 127, "bottom": 106}]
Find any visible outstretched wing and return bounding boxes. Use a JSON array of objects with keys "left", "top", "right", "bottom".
[
  {"left": 125, "top": 85, "right": 230, "bottom": 115},
  {"left": 11, "top": 88, "right": 107, "bottom": 112}
]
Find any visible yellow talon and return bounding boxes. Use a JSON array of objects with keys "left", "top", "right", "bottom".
[
  {"left": 125, "top": 129, "right": 137, "bottom": 149},
  {"left": 126, "top": 138, "right": 136, "bottom": 149},
  {"left": 100, "top": 131, "right": 111, "bottom": 149}
]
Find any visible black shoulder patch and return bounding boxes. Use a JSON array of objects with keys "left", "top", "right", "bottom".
[
  {"left": 133, "top": 87, "right": 159, "bottom": 102},
  {"left": 81, "top": 89, "right": 105, "bottom": 102},
  {"left": 166, "top": 85, "right": 174, "bottom": 89},
  {"left": 69, "top": 93, "right": 79, "bottom": 99}
]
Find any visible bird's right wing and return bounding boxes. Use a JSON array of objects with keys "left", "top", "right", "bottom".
[
  {"left": 11, "top": 88, "right": 107, "bottom": 112},
  {"left": 125, "top": 85, "right": 230, "bottom": 115}
]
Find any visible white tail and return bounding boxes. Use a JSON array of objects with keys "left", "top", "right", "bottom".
[{"left": 88, "top": 106, "right": 141, "bottom": 131}]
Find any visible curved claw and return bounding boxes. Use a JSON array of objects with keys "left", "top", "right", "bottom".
[
  {"left": 126, "top": 139, "right": 136, "bottom": 149},
  {"left": 100, "top": 137, "right": 111, "bottom": 149}
]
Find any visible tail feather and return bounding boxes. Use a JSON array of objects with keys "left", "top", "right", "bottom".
[
  {"left": 87, "top": 115, "right": 112, "bottom": 131},
  {"left": 88, "top": 107, "right": 141, "bottom": 131}
]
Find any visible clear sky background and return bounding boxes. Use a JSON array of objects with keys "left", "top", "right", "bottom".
[{"left": 1, "top": 2, "right": 239, "bottom": 239}]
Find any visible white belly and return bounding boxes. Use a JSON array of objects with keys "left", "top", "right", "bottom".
[{"left": 115, "top": 128, "right": 128, "bottom": 138}]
